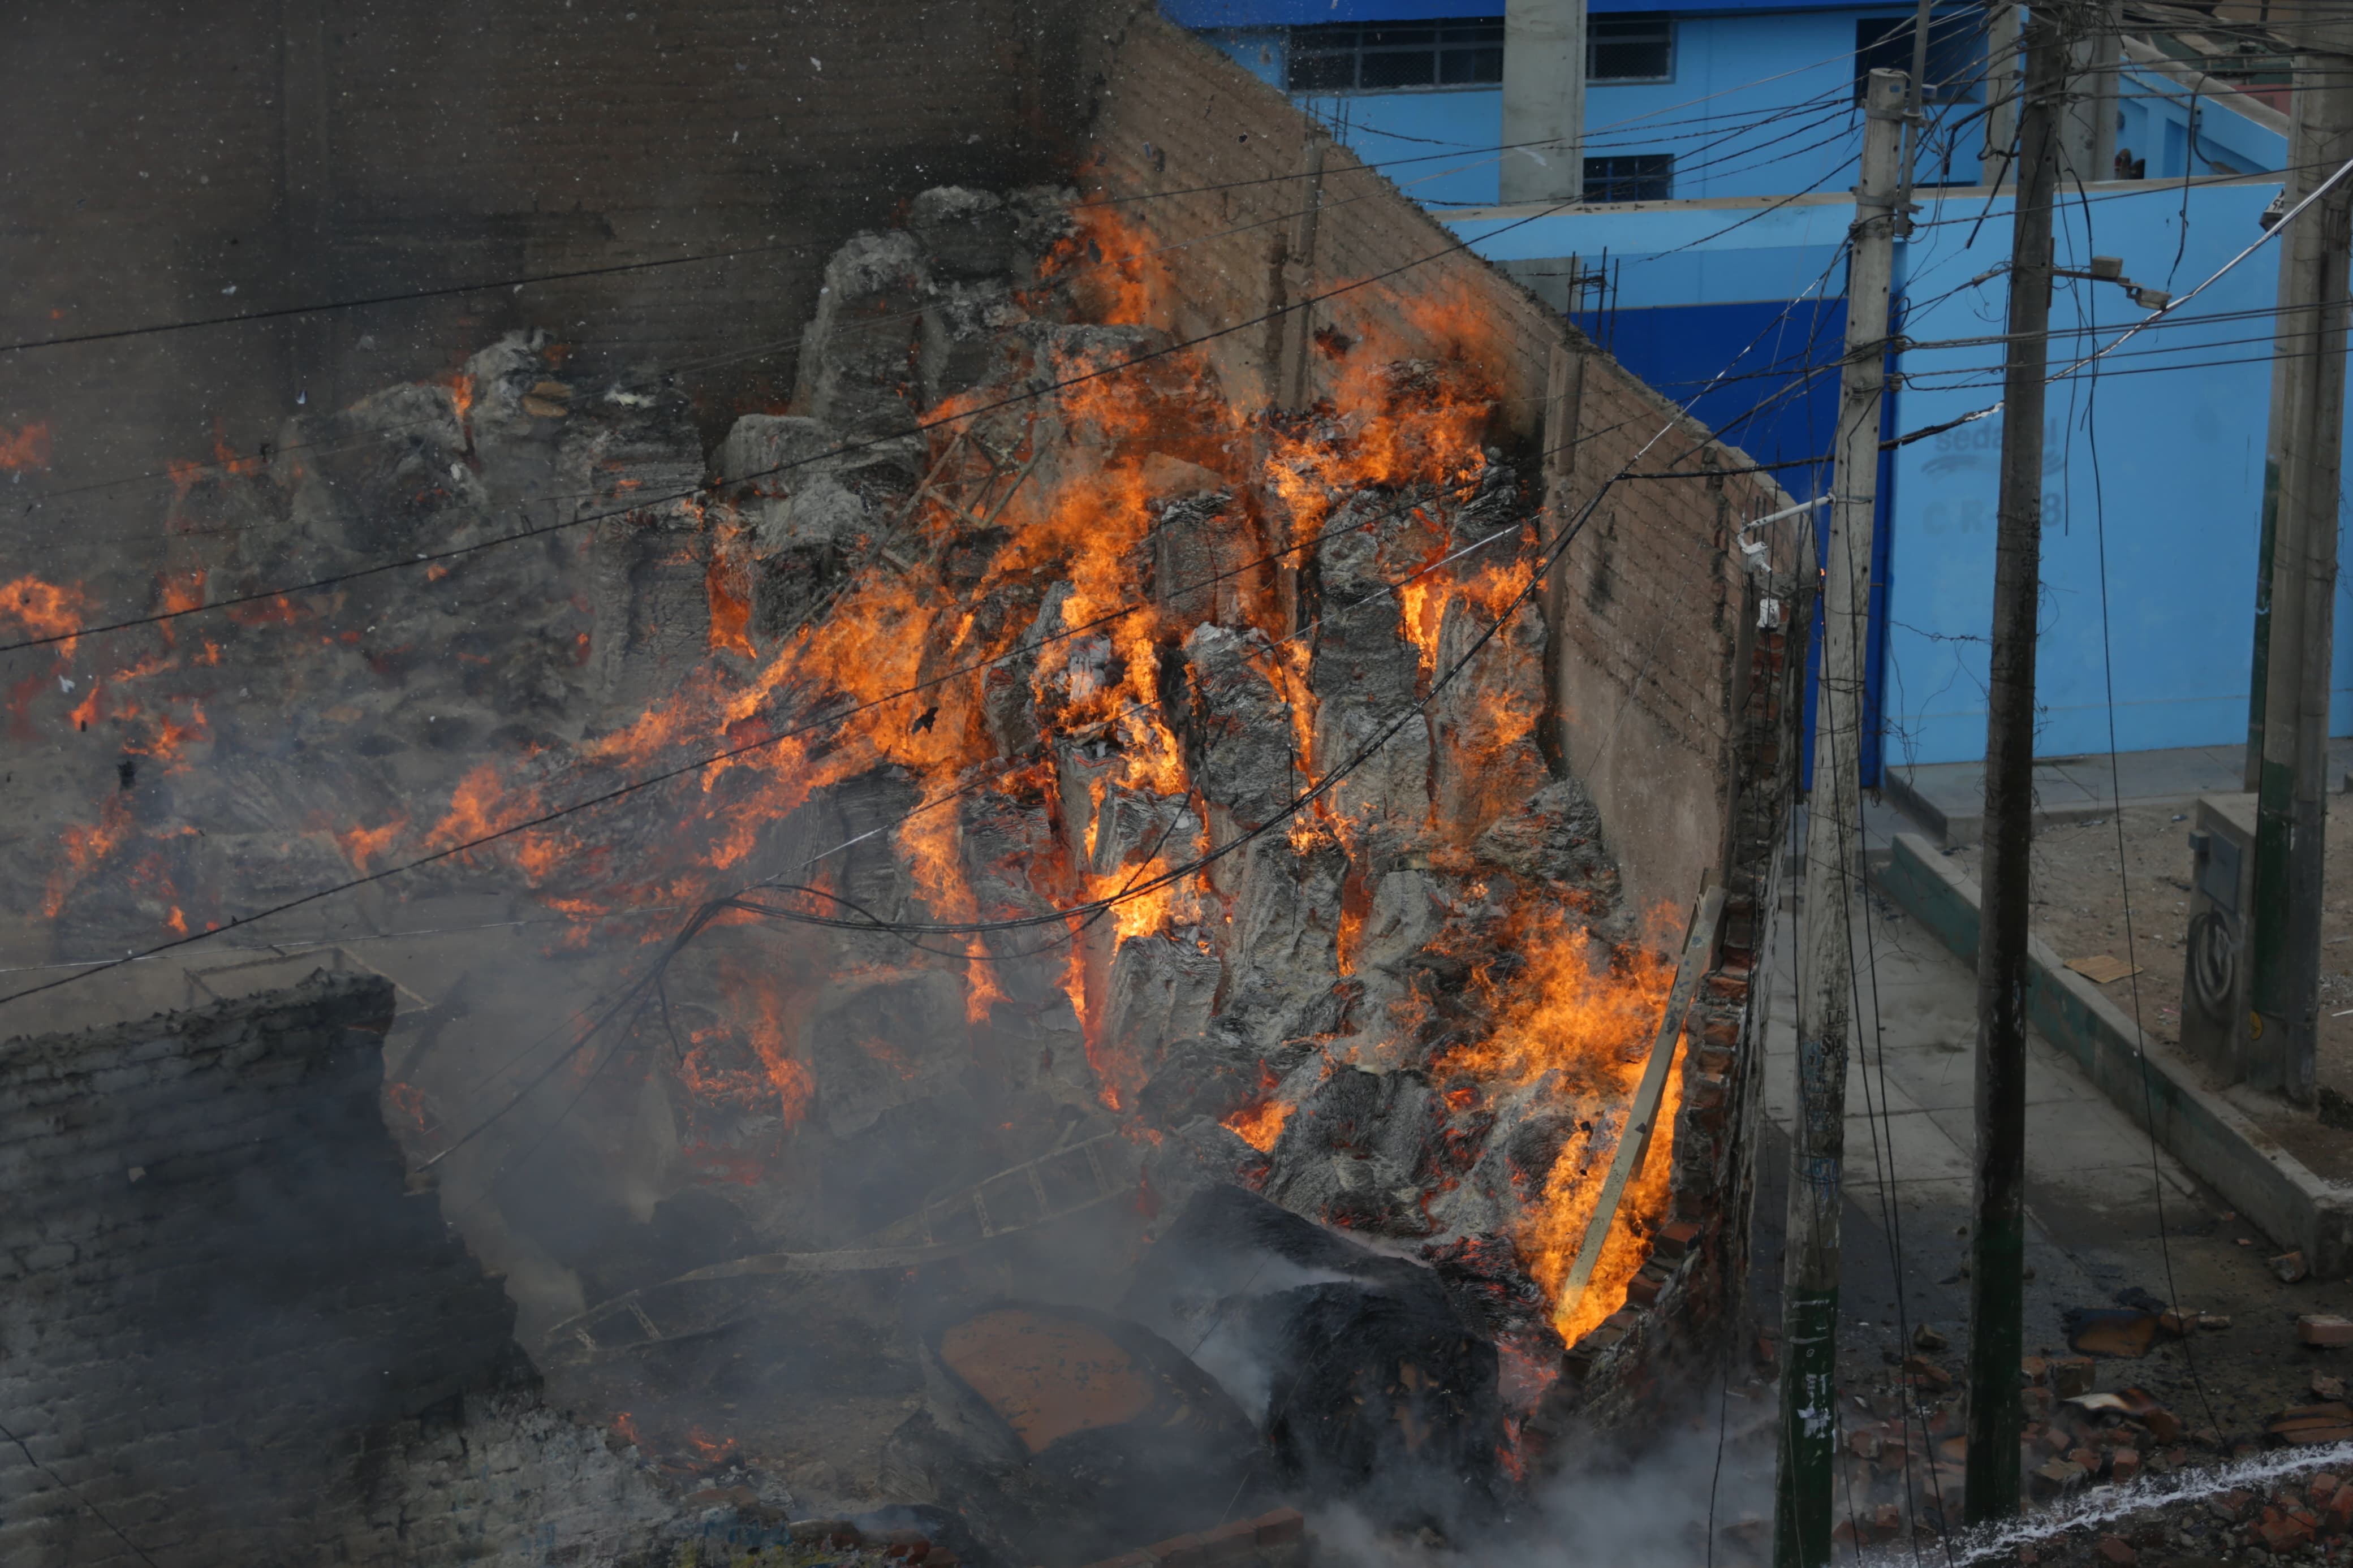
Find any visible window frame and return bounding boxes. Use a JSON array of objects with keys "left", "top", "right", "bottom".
[
  {"left": 1284, "top": 16, "right": 1506, "bottom": 96},
  {"left": 1587, "top": 14, "right": 1677, "bottom": 85},
  {"left": 1583, "top": 152, "right": 1675, "bottom": 202}
]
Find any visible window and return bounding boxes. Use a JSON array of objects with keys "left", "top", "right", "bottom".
[
  {"left": 1584, "top": 153, "right": 1673, "bottom": 201},
  {"left": 1589, "top": 15, "right": 1674, "bottom": 83},
  {"left": 1854, "top": 16, "right": 1980, "bottom": 103},
  {"left": 1286, "top": 18, "right": 1505, "bottom": 93}
]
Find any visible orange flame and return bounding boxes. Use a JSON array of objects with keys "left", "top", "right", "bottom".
[
  {"left": 0, "top": 423, "right": 54, "bottom": 472},
  {"left": 1223, "top": 1096, "right": 1292, "bottom": 1152}
]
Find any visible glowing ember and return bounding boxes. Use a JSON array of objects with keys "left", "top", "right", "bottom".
[{"left": 0, "top": 422, "right": 53, "bottom": 472}]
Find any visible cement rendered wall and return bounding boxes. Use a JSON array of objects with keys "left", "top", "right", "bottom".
[
  {"left": 1083, "top": 7, "right": 1796, "bottom": 918},
  {"left": 0, "top": 973, "right": 678, "bottom": 1567}
]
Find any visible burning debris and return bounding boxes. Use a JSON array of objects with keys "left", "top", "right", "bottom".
[{"left": 5, "top": 184, "right": 1745, "bottom": 1560}]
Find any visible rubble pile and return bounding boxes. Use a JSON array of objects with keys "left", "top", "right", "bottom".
[{"left": 12, "top": 185, "right": 1717, "bottom": 1558}]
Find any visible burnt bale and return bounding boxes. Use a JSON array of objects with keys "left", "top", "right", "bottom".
[
  {"left": 795, "top": 230, "right": 929, "bottom": 435},
  {"left": 909, "top": 185, "right": 1018, "bottom": 280},
  {"left": 1263, "top": 1064, "right": 1439, "bottom": 1236},
  {"left": 887, "top": 1300, "right": 1268, "bottom": 1566},
  {"left": 1307, "top": 505, "right": 1432, "bottom": 833},
  {"left": 1121, "top": 1185, "right": 1505, "bottom": 1529},
  {"left": 1176, "top": 621, "right": 1298, "bottom": 836}
]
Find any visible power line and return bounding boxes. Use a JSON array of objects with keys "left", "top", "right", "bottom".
[{"left": 5, "top": 139, "right": 1884, "bottom": 658}]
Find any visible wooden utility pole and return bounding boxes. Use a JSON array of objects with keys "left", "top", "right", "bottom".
[
  {"left": 2244, "top": 19, "right": 2353, "bottom": 1101},
  {"left": 1772, "top": 65, "right": 1906, "bottom": 1568},
  {"left": 1965, "top": 1, "right": 2070, "bottom": 1525}
]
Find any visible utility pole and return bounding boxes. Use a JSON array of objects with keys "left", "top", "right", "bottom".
[
  {"left": 1501, "top": 0, "right": 1586, "bottom": 205},
  {"left": 1981, "top": 4, "right": 2021, "bottom": 189},
  {"left": 2058, "top": 0, "right": 2121, "bottom": 185},
  {"left": 1966, "top": 1, "right": 2070, "bottom": 1526},
  {"left": 2243, "top": 19, "right": 2353, "bottom": 1101},
  {"left": 1772, "top": 66, "right": 1906, "bottom": 1568}
]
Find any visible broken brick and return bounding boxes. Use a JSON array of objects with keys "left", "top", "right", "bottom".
[
  {"left": 2033, "top": 1457, "right": 2088, "bottom": 1493},
  {"left": 2257, "top": 1509, "right": 2316, "bottom": 1553},
  {"left": 2301, "top": 1314, "right": 2353, "bottom": 1348},
  {"left": 2093, "top": 1534, "right": 2136, "bottom": 1565},
  {"left": 2109, "top": 1447, "right": 2140, "bottom": 1483},
  {"left": 1902, "top": 1355, "right": 1954, "bottom": 1390},
  {"left": 2051, "top": 1358, "right": 2096, "bottom": 1398},
  {"left": 1651, "top": 1219, "right": 1702, "bottom": 1260}
]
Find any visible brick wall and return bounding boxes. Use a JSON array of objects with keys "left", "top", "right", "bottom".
[
  {"left": 1528, "top": 538, "right": 1812, "bottom": 1439},
  {"left": 1078, "top": 10, "right": 1795, "bottom": 914},
  {"left": 0, "top": 972, "right": 677, "bottom": 1566},
  {"left": 1, "top": 0, "right": 1105, "bottom": 554}
]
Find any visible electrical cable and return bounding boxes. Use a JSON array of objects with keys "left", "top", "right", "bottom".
[
  {"left": 2063, "top": 149, "right": 2227, "bottom": 1445},
  {"left": 404, "top": 247, "right": 1845, "bottom": 1169},
  {"left": 7, "top": 137, "right": 1889, "bottom": 658}
]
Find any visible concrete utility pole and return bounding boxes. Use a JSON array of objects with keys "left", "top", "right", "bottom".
[
  {"left": 1501, "top": 0, "right": 1586, "bottom": 205},
  {"left": 1966, "top": 2, "right": 2070, "bottom": 1524},
  {"left": 2058, "top": 0, "right": 2121, "bottom": 185},
  {"left": 1772, "top": 66, "right": 1906, "bottom": 1568},
  {"left": 1981, "top": 4, "right": 2021, "bottom": 188},
  {"left": 2243, "top": 19, "right": 2353, "bottom": 1102}
]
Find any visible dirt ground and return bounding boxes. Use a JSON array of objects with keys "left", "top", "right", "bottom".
[{"left": 1941, "top": 803, "right": 2353, "bottom": 1182}]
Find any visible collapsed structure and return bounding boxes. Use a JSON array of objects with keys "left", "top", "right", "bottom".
[{"left": 0, "top": 11, "right": 1808, "bottom": 1566}]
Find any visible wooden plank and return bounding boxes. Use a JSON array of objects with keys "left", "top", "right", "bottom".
[{"left": 1554, "top": 880, "right": 1726, "bottom": 1323}]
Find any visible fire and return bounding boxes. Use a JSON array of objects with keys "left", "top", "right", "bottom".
[
  {"left": 1436, "top": 908, "right": 1683, "bottom": 1344},
  {"left": 15, "top": 193, "right": 1704, "bottom": 1381},
  {"left": 337, "top": 818, "right": 408, "bottom": 873},
  {"left": 1, "top": 575, "right": 87, "bottom": 647},
  {"left": 45, "top": 794, "right": 134, "bottom": 917},
  {"left": 1223, "top": 1096, "right": 1292, "bottom": 1152},
  {"left": 0, "top": 422, "right": 54, "bottom": 472},
  {"left": 705, "top": 539, "right": 755, "bottom": 660}
]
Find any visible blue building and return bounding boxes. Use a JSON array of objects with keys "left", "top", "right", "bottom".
[
  {"left": 1170, "top": 0, "right": 2287, "bottom": 210},
  {"left": 1170, "top": 0, "right": 2319, "bottom": 777}
]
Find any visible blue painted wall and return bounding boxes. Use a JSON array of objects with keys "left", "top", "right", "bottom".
[
  {"left": 1182, "top": 3, "right": 2284, "bottom": 205},
  {"left": 1447, "top": 178, "right": 2353, "bottom": 764}
]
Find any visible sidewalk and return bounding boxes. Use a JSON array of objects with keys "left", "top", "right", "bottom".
[
  {"left": 1881, "top": 740, "right": 2353, "bottom": 848},
  {"left": 1749, "top": 879, "right": 2345, "bottom": 1449}
]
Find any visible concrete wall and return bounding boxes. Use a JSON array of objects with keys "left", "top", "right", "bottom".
[
  {"left": 0, "top": 973, "right": 678, "bottom": 1567},
  {"left": 1084, "top": 7, "right": 1795, "bottom": 915}
]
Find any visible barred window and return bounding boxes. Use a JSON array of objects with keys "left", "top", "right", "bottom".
[
  {"left": 1584, "top": 153, "right": 1674, "bottom": 201},
  {"left": 1286, "top": 18, "right": 1506, "bottom": 94},
  {"left": 1590, "top": 15, "right": 1674, "bottom": 83}
]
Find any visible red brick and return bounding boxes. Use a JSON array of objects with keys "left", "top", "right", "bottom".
[
  {"left": 2257, "top": 1509, "right": 2316, "bottom": 1553},
  {"left": 1652, "top": 1220, "right": 1702, "bottom": 1259},
  {"left": 2093, "top": 1535, "right": 2136, "bottom": 1565},
  {"left": 2301, "top": 1314, "right": 2353, "bottom": 1347}
]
